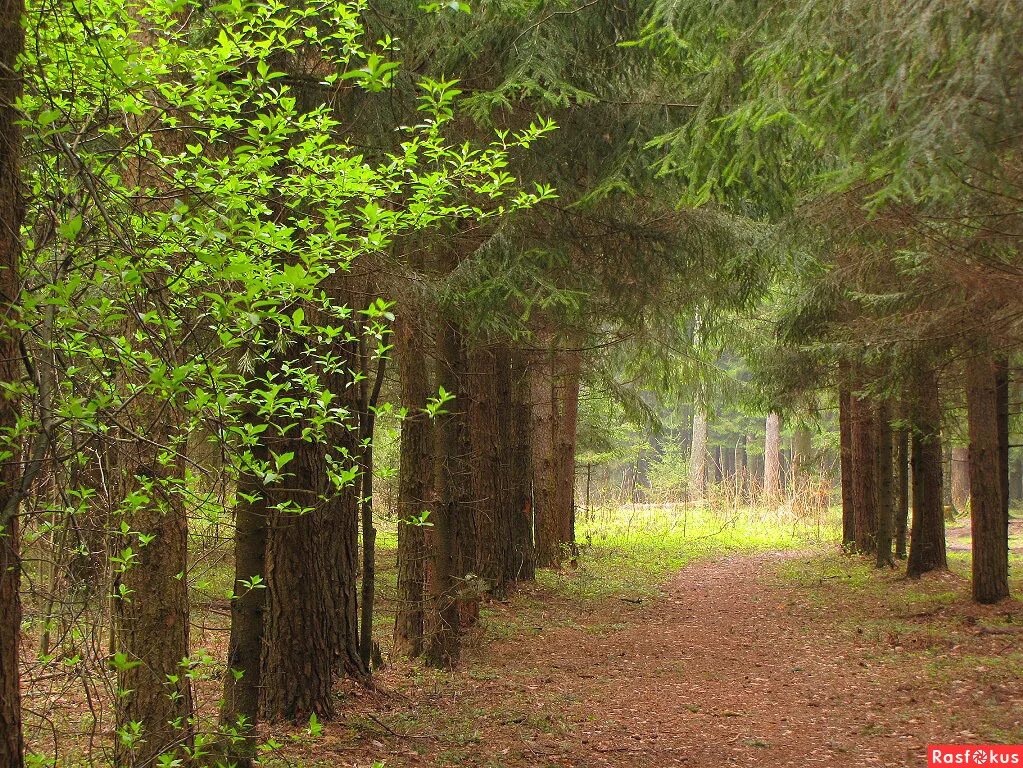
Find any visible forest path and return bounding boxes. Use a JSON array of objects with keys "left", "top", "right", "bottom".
[
  {"left": 473, "top": 551, "right": 933, "bottom": 768},
  {"left": 327, "top": 550, "right": 1020, "bottom": 768}
]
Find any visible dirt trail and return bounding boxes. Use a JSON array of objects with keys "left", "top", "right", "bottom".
[
  {"left": 473, "top": 552, "right": 929, "bottom": 767},
  {"left": 326, "top": 551, "right": 1021, "bottom": 768}
]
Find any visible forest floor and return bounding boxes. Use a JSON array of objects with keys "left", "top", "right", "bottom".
[
  {"left": 20, "top": 509, "right": 1023, "bottom": 766},
  {"left": 276, "top": 517, "right": 1023, "bottom": 768}
]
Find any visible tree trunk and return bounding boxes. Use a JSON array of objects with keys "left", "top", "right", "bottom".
[
  {"left": 260, "top": 330, "right": 365, "bottom": 720},
  {"left": 722, "top": 442, "right": 734, "bottom": 483},
  {"left": 555, "top": 349, "right": 581, "bottom": 561},
  {"left": 260, "top": 441, "right": 343, "bottom": 720},
  {"left": 323, "top": 339, "right": 366, "bottom": 680},
  {"left": 966, "top": 353, "right": 1009, "bottom": 603},
  {"left": 875, "top": 402, "right": 895, "bottom": 568},
  {"left": 358, "top": 335, "right": 386, "bottom": 668},
  {"left": 750, "top": 452, "right": 764, "bottom": 494},
  {"left": 792, "top": 424, "right": 813, "bottom": 496},
  {"left": 506, "top": 349, "right": 536, "bottom": 582},
  {"left": 220, "top": 399, "right": 270, "bottom": 766},
  {"left": 113, "top": 437, "right": 194, "bottom": 765},
  {"left": 995, "top": 357, "right": 1010, "bottom": 525},
  {"left": 0, "top": 514, "right": 21, "bottom": 768},
  {"left": 1010, "top": 450, "right": 1022, "bottom": 504},
  {"left": 763, "top": 413, "right": 782, "bottom": 502},
  {"left": 0, "top": 0, "right": 25, "bottom": 761},
  {"left": 393, "top": 315, "right": 431, "bottom": 658},
  {"left": 850, "top": 392, "right": 878, "bottom": 554},
  {"left": 530, "top": 339, "right": 561, "bottom": 568},
  {"left": 424, "top": 313, "right": 465, "bottom": 668},
  {"left": 839, "top": 384, "right": 856, "bottom": 547},
  {"left": 689, "top": 405, "right": 708, "bottom": 500},
  {"left": 894, "top": 426, "right": 910, "bottom": 559},
  {"left": 734, "top": 435, "right": 747, "bottom": 499},
  {"left": 950, "top": 446, "right": 970, "bottom": 513},
  {"left": 907, "top": 366, "right": 947, "bottom": 577},
  {"left": 942, "top": 444, "right": 953, "bottom": 511},
  {"left": 467, "top": 345, "right": 507, "bottom": 595}
]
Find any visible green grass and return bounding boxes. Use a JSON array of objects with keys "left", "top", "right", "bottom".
[{"left": 548, "top": 503, "right": 840, "bottom": 601}]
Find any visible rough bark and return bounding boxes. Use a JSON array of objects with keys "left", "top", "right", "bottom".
[
  {"left": 764, "top": 413, "right": 782, "bottom": 502},
  {"left": 467, "top": 345, "right": 507, "bottom": 595},
  {"left": 0, "top": 513, "right": 21, "bottom": 768},
  {"left": 260, "top": 331, "right": 364, "bottom": 721},
  {"left": 322, "top": 339, "right": 365, "bottom": 679},
  {"left": 506, "top": 349, "right": 536, "bottom": 582},
  {"left": 894, "top": 426, "right": 910, "bottom": 559},
  {"left": 0, "top": 0, "right": 25, "bottom": 761},
  {"left": 966, "top": 354, "right": 1009, "bottom": 603},
  {"left": 530, "top": 340, "right": 561, "bottom": 568},
  {"left": 907, "top": 367, "right": 947, "bottom": 578},
  {"left": 220, "top": 404, "right": 269, "bottom": 766},
  {"left": 219, "top": 460, "right": 268, "bottom": 764},
  {"left": 113, "top": 437, "right": 193, "bottom": 766},
  {"left": 260, "top": 441, "right": 342, "bottom": 720},
  {"left": 875, "top": 402, "right": 895, "bottom": 568},
  {"left": 393, "top": 315, "right": 431, "bottom": 659},
  {"left": 850, "top": 392, "right": 879, "bottom": 554},
  {"left": 995, "top": 358, "right": 1010, "bottom": 523},
  {"left": 689, "top": 405, "right": 708, "bottom": 500},
  {"left": 839, "top": 383, "right": 856, "bottom": 547},
  {"left": 424, "top": 312, "right": 466, "bottom": 668},
  {"left": 451, "top": 341, "right": 477, "bottom": 630},
  {"left": 555, "top": 349, "right": 581, "bottom": 560},
  {"left": 472, "top": 344, "right": 536, "bottom": 595}
]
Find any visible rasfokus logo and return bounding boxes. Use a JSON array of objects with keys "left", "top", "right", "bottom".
[{"left": 929, "top": 745, "right": 1023, "bottom": 766}]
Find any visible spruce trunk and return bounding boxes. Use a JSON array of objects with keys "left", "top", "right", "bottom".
[
  {"left": 467, "top": 346, "right": 508, "bottom": 595},
  {"left": 764, "top": 413, "right": 782, "bottom": 502},
  {"left": 850, "top": 392, "right": 878, "bottom": 554},
  {"left": 393, "top": 315, "right": 431, "bottom": 658},
  {"left": 966, "top": 354, "right": 1009, "bottom": 603},
  {"left": 950, "top": 446, "right": 970, "bottom": 514},
  {"left": 689, "top": 405, "right": 708, "bottom": 501},
  {"left": 260, "top": 331, "right": 365, "bottom": 720},
  {"left": 555, "top": 349, "right": 581, "bottom": 561},
  {"left": 839, "top": 384, "right": 856, "bottom": 547},
  {"left": 261, "top": 439, "right": 343, "bottom": 720},
  {"left": 995, "top": 358, "right": 1010, "bottom": 526},
  {"left": 734, "top": 436, "right": 748, "bottom": 499},
  {"left": 220, "top": 398, "right": 270, "bottom": 765},
  {"left": 792, "top": 425, "right": 813, "bottom": 496},
  {"left": 358, "top": 335, "right": 386, "bottom": 669},
  {"left": 907, "top": 367, "right": 947, "bottom": 577},
  {"left": 424, "top": 314, "right": 465, "bottom": 668},
  {"left": 113, "top": 436, "right": 193, "bottom": 765},
  {"left": 530, "top": 339, "right": 561, "bottom": 568},
  {"left": 0, "top": 0, "right": 25, "bottom": 760},
  {"left": 895, "top": 426, "right": 910, "bottom": 559},
  {"left": 875, "top": 402, "right": 895, "bottom": 568},
  {"left": 506, "top": 349, "right": 536, "bottom": 582}
]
